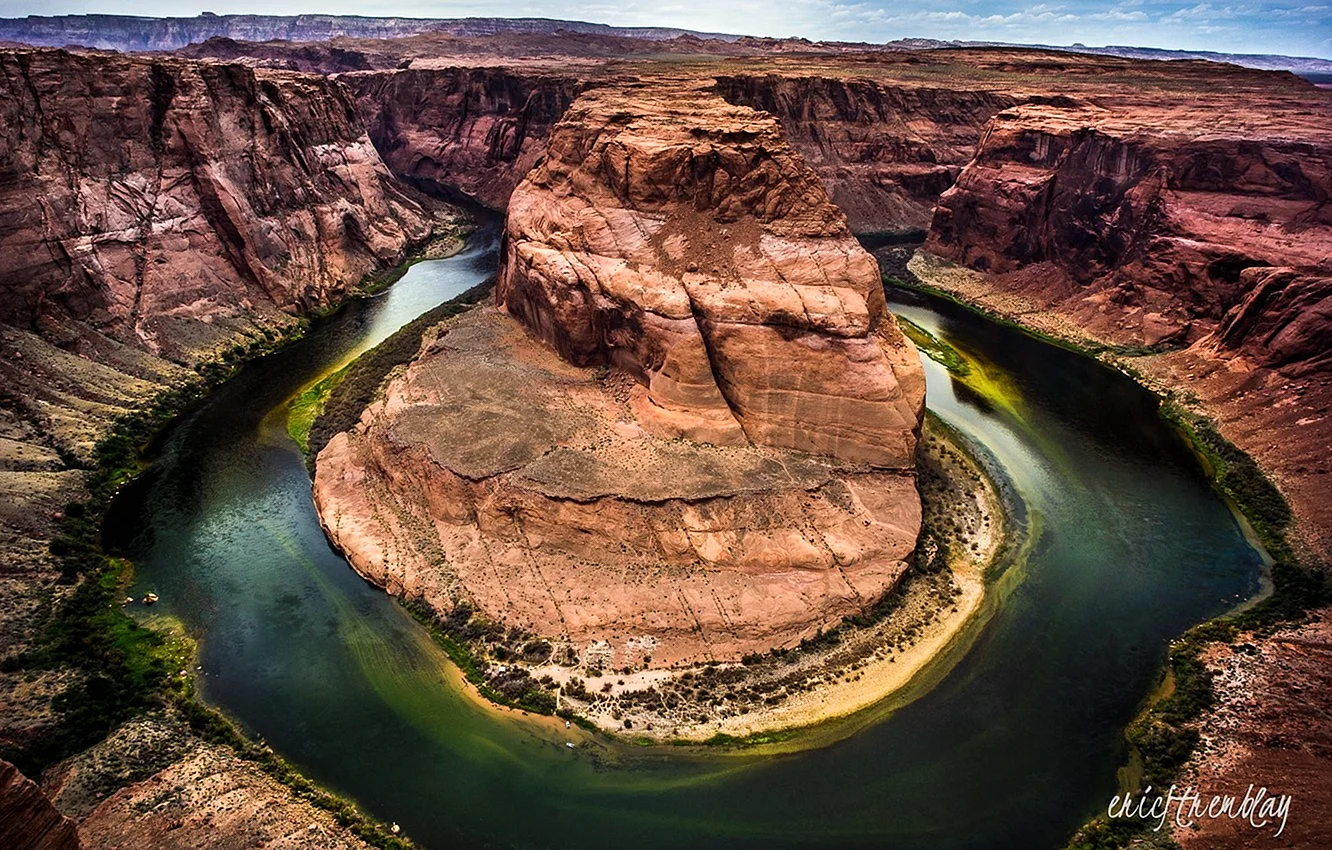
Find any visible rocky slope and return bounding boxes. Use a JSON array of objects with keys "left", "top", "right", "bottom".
[
  {"left": 46, "top": 716, "right": 375, "bottom": 850},
  {"left": 1171, "top": 614, "right": 1332, "bottom": 849},
  {"left": 315, "top": 79, "right": 925, "bottom": 670}
]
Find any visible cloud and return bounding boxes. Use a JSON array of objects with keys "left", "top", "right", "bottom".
[{"left": 1088, "top": 9, "right": 1149, "bottom": 20}]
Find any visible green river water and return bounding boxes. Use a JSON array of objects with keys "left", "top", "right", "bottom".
[{"left": 110, "top": 232, "right": 1264, "bottom": 849}]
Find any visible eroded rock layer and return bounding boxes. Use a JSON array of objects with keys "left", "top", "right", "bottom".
[
  {"left": 315, "top": 308, "right": 921, "bottom": 668},
  {"left": 316, "top": 81, "right": 925, "bottom": 667},
  {"left": 0, "top": 48, "right": 464, "bottom": 835},
  {"left": 714, "top": 73, "right": 1013, "bottom": 234},
  {"left": 915, "top": 76, "right": 1332, "bottom": 552},
  {"left": 0, "top": 48, "right": 444, "bottom": 364},
  {"left": 498, "top": 81, "right": 925, "bottom": 468},
  {"left": 346, "top": 67, "right": 581, "bottom": 209},
  {"left": 925, "top": 98, "right": 1332, "bottom": 355}
]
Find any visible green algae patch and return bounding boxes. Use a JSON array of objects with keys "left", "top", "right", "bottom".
[
  {"left": 287, "top": 366, "right": 350, "bottom": 455},
  {"left": 898, "top": 315, "right": 970, "bottom": 377},
  {"left": 896, "top": 308, "right": 1026, "bottom": 425},
  {"left": 300, "top": 278, "right": 493, "bottom": 460}
]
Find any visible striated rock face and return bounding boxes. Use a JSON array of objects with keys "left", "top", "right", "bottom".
[
  {"left": 918, "top": 84, "right": 1332, "bottom": 555},
  {"left": 347, "top": 67, "right": 581, "bottom": 210},
  {"left": 498, "top": 81, "right": 925, "bottom": 468},
  {"left": 0, "top": 48, "right": 443, "bottom": 363},
  {"left": 715, "top": 73, "right": 1013, "bottom": 234},
  {"left": 1213, "top": 267, "right": 1332, "bottom": 370},
  {"left": 0, "top": 48, "right": 462, "bottom": 805},
  {"left": 315, "top": 309, "right": 921, "bottom": 668},
  {"left": 315, "top": 80, "right": 925, "bottom": 668},
  {"left": 0, "top": 759, "right": 81, "bottom": 850},
  {"left": 925, "top": 99, "right": 1332, "bottom": 354}
]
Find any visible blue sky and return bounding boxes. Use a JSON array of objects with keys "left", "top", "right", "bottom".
[{"left": 1, "top": 1, "right": 1328, "bottom": 58}]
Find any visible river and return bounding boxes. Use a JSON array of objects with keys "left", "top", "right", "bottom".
[{"left": 110, "top": 235, "right": 1264, "bottom": 850}]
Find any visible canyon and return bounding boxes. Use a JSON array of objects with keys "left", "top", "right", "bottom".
[
  {"left": 0, "top": 22, "right": 1327, "bottom": 850},
  {"left": 0, "top": 43, "right": 460, "bottom": 850}
]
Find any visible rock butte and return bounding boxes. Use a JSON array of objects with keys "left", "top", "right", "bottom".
[
  {"left": 498, "top": 81, "right": 925, "bottom": 467},
  {"left": 314, "top": 80, "right": 926, "bottom": 668}
]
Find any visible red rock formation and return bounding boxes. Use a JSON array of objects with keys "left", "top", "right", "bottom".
[
  {"left": 917, "top": 77, "right": 1332, "bottom": 553},
  {"left": 1171, "top": 611, "right": 1332, "bottom": 850},
  {"left": 1213, "top": 267, "right": 1332, "bottom": 370},
  {"left": 315, "top": 309, "right": 922, "bottom": 668},
  {"left": 315, "top": 79, "right": 925, "bottom": 668},
  {"left": 498, "top": 80, "right": 924, "bottom": 467},
  {"left": 346, "top": 67, "right": 581, "bottom": 209},
  {"left": 925, "top": 97, "right": 1332, "bottom": 353},
  {"left": 0, "top": 48, "right": 459, "bottom": 799},
  {"left": 715, "top": 73, "right": 1013, "bottom": 234},
  {"left": 0, "top": 759, "right": 80, "bottom": 850},
  {"left": 0, "top": 48, "right": 444, "bottom": 362}
]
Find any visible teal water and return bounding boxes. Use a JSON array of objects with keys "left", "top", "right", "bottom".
[{"left": 110, "top": 238, "right": 1264, "bottom": 850}]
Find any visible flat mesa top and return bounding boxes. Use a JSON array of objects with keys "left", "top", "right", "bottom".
[{"left": 389, "top": 306, "right": 847, "bottom": 502}]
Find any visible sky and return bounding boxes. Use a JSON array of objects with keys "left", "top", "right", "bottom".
[{"left": 0, "top": 0, "right": 1328, "bottom": 58}]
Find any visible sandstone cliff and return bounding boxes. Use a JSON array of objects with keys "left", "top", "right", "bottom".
[
  {"left": 0, "top": 48, "right": 447, "bottom": 365},
  {"left": 715, "top": 73, "right": 1013, "bottom": 234},
  {"left": 346, "top": 67, "right": 581, "bottom": 209},
  {"left": 916, "top": 76, "right": 1332, "bottom": 551},
  {"left": 925, "top": 95, "right": 1332, "bottom": 354},
  {"left": 498, "top": 81, "right": 925, "bottom": 467},
  {"left": 315, "top": 80, "right": 925, "bottom": 669}
]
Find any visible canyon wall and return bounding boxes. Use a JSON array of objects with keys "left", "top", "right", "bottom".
[
  {"left": 316, "top": 80, "right": 925, "bottom": 668},
  {"left": 925, "top": 99, "right": 1332, "bottom": 354},
  {"left": 345, "top": 67, "right": 581, "bottom": 209},
  {"left": 0, "top": 48, "right": 461, "bottom": 846},
  {"left": 345, "top": 65, "right": 1009, "bottom": 230},
  {"left": 0, "top": 48, "right": 447, "bottom": 365},
  {"left": 915, "top": 75, "right": 1332, "bottom": 553},
  {"left": 715, "top": 73, "right": 1013, "bottom": 234}
]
